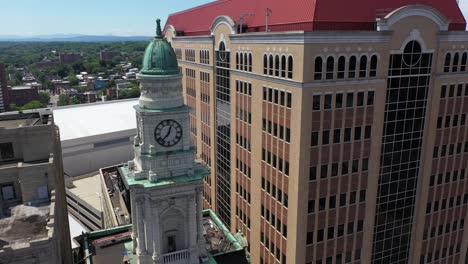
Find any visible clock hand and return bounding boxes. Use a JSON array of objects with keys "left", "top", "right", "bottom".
[{"left": 162, "top": 126, "right": 173, "bottom": 140}]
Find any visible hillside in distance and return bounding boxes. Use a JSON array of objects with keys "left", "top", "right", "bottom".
[{"left": 0, "top": 34, "right": 152, "bottom": 42}]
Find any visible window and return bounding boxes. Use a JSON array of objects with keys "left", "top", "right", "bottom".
[
  {"left": 348, "top": 56, "right": 357, "bottom": 78},
  {"left": 338, "top": 56, "right": 346, "bottom": 79},
  {"left": 326, "top": 57, "right": 334, "bottom": 79},
  {"left": 287, "top": 56, "right": 293, "bottom": 79},
  {"left": 275, "top": 55, "right": 280, "bottom": 76},
  {"left": 367, "top": 91, "right": 375, "bottom": 105},
  {"left": 322, "top": 130, "right": 330, "bottom": 145},
  {"left": 319, "top": 197, "right": 326, "bottom": 211},
  {"left": 313, "top": 95, "right": 321, "bottom": 110},
  {"left": 344, "top": 128, "right": 351, "bottom": 142},
  {"left": 357, "top": 92, "right": 364, "bottom": 106},
  {"left": 336, "top": 94, "right": 343, "bottom": 108},
  {"left": 365, "top": 126, "right": 372, "bottom": 139},
  {"left": 0, "top": 142, "right": 14, "bottom": 160},
  {"left": 461, "top": 53, "right": 467, "bottom": 71},
  {"left": 308, "top": 200, "right": 315, "bottom": 213},
  {"left": 311, "top": 132, "right": 319, "bottom": 146},
  {"left": 1, "top": 183, "right": 16, "bottom": 200},
  {"left": 309, "top": 166, "right": 317, "bottom": 181},
  {"left": 370, "top": 55, "right": 378, "bottom": 77},
  {"left": 281, "top": 55, "right": 286, "bottom": 77},
  {"left": 263, "top": 54, "right": 268, "bottom": 74},
  {"left": 269, "top": 55, "right": 274, "bottom": 75},
  {"left": 306, "top": 232, "right": 314, "bottom": 245},
  {"left": 452, "top": 52, "right": 459, "bottom": 72},
  {"left": 444, "top": 53, "right": 451, "bottom": 72},
  {"left": 441, "top": 85, "right": 447, "bottom": 98},
  {"left": 324, "top": 94, "right": 332, "bottom": 109},
  {"left": 321, "top": 164, "right": 328, "bottom": 178},
  {"left": 333, "top": 129, "right": 341, "bottom": 143},
  {"left": 314, "top": 57, "right": 323, "bottom": 80},
  {"left": 359, "top": 56, "right": 367, "bottom": 78},
  {"left": 346, "top": 93, "right": 354, "bottom": 107}
]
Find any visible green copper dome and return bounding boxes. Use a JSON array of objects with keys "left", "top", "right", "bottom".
[{"left": 140, "top": 19, "right": 180, "bottom": 76}]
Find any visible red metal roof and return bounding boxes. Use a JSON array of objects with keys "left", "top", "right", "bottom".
[{"left": 164, "top": 0, "right": 465, "bottom": 36}]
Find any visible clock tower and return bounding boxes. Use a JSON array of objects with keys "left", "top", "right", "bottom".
[{"left": 126, "top": 19, "right": 208, "bottom": 264}]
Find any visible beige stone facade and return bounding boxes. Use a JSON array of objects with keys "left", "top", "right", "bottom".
[
  {"left": 165, "top": 5, "right": 468, "bottom": 264},
  {"left": 0, "top": 110, "right": 72, "bottom": 264}
]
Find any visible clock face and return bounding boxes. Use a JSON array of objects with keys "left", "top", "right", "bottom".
[{"left": 154, "top": 119, "right": 183, "bottom": 147}]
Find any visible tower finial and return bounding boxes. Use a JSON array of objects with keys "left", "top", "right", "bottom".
[{"left": 156, "top": 19, "right": 162, "bottom": 37}]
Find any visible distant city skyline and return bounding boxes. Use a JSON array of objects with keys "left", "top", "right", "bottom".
[
  {"left": 0, "top": 0, "right": 212, "bottom": 36},
  {"left": 1, "top": 0, "right": 467, "bottom": 36}
]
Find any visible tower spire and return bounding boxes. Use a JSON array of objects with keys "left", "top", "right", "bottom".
[{"left": 156, "top": 18, "right": 162, "bottom": 38}]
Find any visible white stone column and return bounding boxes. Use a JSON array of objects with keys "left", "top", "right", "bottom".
[
  {"left": 145, "top": 198, "right": 153, "bottom": 255},
  {"left": 189, "top": 196, "right": 197, "bottom": 247},
  {"left": 196, "top": 187, "right": 207, "bottom": 257},
  {"left": 196, "top": 188, "right": 204, "bottom": 241},
  {"left": 137, "top": 197, "right": 146, "bottom": 255},
  {"left": 152, "top": 205, "right": 161, "bottom": 264}
]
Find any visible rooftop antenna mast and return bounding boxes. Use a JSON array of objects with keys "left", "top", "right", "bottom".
[
  {"left": 266, "top": 8, "right": 272, "bottom": 32},
  {"left": 239, "top": 13, "right": 255, "bottom": 34}
]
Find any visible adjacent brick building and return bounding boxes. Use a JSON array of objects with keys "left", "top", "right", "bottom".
[
  {"left": 59, "top": 53, "right": 81, "bottom": 64},
  {"left": 164, "top": 1, "right": 468, "bottom": 263},
  {"left": 8, "top": 86, "right": 39, "bottom": 107}
]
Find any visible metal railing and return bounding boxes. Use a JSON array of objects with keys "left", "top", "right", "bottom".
[{"left": 162, "top": 249, "right": 190, "bottom": 264}]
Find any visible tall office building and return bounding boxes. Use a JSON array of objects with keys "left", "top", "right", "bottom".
[{"left": 164, "top": 1, "right": 468, "bottom": 263}]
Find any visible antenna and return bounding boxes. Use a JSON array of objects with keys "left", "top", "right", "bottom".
[
  {"left": 266, "top": 8, "right": 272, "bottom": 32},
  {"left": 239, "top": 13, "right": 255, "bottom": 34}
]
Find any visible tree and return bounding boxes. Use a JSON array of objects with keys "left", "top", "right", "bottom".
[
  {"left": 38, "top": 91, "right": 51, "bottom": 106},
  {"left": 70, "top": 97, "right": 81, "bottom": 105},
  {"left": 57, "top": 94, "right": 70, "bottom": 106},
  {"left": 21, "top": 100, "right": 43, "bottom": 110},
  {"left": 10, "top": 100, "right": 43, "bottom": 111},
  {"left": 68, "top": 74, "right": 79, "bottom": 86}
]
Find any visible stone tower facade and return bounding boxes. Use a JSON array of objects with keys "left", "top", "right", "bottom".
[{"left": 127, "top": 20, "right": 208, "bottom": 264}]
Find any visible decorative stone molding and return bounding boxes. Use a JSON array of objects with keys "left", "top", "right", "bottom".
[
  {"left": 210, "top": 15, "right": 236, "bottom": 35},
  {"left": 376, "top": 4, "right": 449, "bottom": 31}
]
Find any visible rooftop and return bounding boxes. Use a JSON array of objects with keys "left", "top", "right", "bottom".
[
  {"left": 0, "top": 204, "right": 50, "bottom": 250},
  {"left": 77, "top": 210, "right": 248, "bottom": 264},
  {"left": 165, "top": 0, "right": 465, "bottom": 35},
  {"left": 0, "top": 111, "right": 51, "bottom": 129},
  {"left": 53, "top": 99, "right": 137, "bottom": 141},
  {"left": 66, "top": 174, "right": 102, "bottom": 213}
]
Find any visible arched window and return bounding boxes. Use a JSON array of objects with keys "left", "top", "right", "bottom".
[
  {"left": 263, "top": 54, "right": 268, "bottom": 74},
  {"left": 444, "top": 53, "right": 451, "bottom": 72},
  {"left": 348, "top": 56, "right": 357, "bottom": 78},
  {"left": 269, "top": 55, "right": 274, "bottom": 75},
  {"left": 461, "top": 52, "right": 467, "bottom": 72},
  {"left": 452, "top": 52, "right": 459, "bottom": 72},
  {"left": 248, "top": 53, "right": 252, "bottom": 72},
  {"left": 326, "top": 56, "right": 334, "bottom": 80},
  {"left": 287, "top": 56, "right": 293, "bottom": 79},
  {"left": 275, "top": 55, "right": 280, "bottom": 76},
  {"left": 281, "top": 55, "right": 286, "bottom": 78},
  {"left": 314, "top": 57, "right": 323, "bottom": 80},
  {"left": 337, "top": 56, "right": 346, "bottom": 79},
  {"left": 370, "top": 55, "right": 378, "bottom": 77},
  {"left": 244, "top": 53, "right": 248, "bottom": 71},
  {"left": 236, "top": 52, "right": 240, "bottom": 69},
  {"left": 359, "top": 56, "right": 367, "bottom": 78},
  {"left": 239, "top": 52, "right": 244, "bottom": 71}
]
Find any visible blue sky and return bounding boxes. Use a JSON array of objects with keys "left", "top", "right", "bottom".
[
  {"left": 0, "top": 0, "right": 212, "bottom": 36},
  {"left": 0, "top": 0, "right": 467, "bottom": 36}
]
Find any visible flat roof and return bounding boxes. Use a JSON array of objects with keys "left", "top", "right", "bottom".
[
  {"left": 53, "top": 99, "right": 137, "bottom": 141},
  {"left": 0, "top": 204, "right": 50, "bottom": 249},
  {"left": 79, "top": 210, "right": 248, "bottom": 264},
  {"left": 67, "top": 174, "right": 102, "bottom": 211}
]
